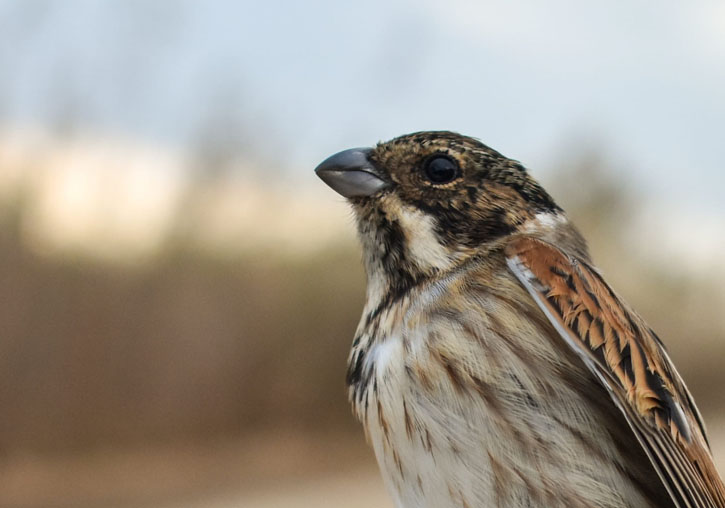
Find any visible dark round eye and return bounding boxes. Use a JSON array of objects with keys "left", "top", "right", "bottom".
[{"left": 423, "top": 155, "right": 459, "bottom": 184}]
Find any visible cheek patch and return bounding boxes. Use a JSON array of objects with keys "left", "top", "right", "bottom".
[{"left": 395, "top": 204, "right": 458, "bottom": 272}]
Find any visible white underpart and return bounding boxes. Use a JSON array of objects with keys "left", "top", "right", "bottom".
[
  {"left": 522, "top": 211, "right": 568, "bottom": 233},
  {"left": 364, "top": 268, "right": 388, "bottom": 310},
  {"left": 397, "top": 207, "right": 456, "bottom": 271},
  {"left": 366, "top": 335, "right": 403, "bottom": 375}
]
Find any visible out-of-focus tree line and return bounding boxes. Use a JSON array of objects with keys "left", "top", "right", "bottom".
[{"left": 0, "top": 182, "right": 363, "bottom": 453}]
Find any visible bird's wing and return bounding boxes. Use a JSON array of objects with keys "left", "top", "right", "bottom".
[{"left": 505, "top": 235, "right": 725, "bottom": 508}]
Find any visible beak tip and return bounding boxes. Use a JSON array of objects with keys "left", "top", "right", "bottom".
[
  {"left": 315, "top": 147, "right": 388, "bottom": 198},
  {"left": 314, "top": 147, "right": 373, "bottom": 173}
]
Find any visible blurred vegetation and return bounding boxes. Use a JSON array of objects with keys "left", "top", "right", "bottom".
[{"left": 0, "top": 211, "right": 365, "bottom": 454}]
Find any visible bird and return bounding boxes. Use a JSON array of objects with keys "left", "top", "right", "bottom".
[{"left": 314, "top": 131, "right": 725, "bottom": 508}]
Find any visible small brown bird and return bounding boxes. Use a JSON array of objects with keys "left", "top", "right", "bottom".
[{"left": 315, "top": 131, "right": 725, "bottom": 508}]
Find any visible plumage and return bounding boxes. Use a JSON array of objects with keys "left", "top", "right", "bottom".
[
  {"left": 506, "top": 236, "right": 725, "bottom": 507},
  {"left": 315, "top": 131, "right": 724, "bottom": 507}
]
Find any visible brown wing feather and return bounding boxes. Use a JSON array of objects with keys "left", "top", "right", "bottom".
[{"left": 505, "top": 235, "right": 725, "bottom": 508}]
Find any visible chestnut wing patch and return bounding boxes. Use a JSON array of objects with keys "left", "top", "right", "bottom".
[{"left": 505, "top": 236, "right": 725, "bottom": 508}]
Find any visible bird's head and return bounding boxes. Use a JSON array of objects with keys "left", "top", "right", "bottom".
[{"left": 316, "top": 131, "right": 583, "bottom": 300}]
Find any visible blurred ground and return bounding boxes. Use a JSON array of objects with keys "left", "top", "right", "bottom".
[
  {"left": 0, "top": 430, "right": 390, "bottom": 508},
  {"left": 1, "top": 427, "right": 724, "bottom": 508}
]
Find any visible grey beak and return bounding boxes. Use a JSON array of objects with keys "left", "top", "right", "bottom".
[{"left": 315, "top": 148, "right": 389, "bottom": 198}]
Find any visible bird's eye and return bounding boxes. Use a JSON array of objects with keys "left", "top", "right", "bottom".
[{"left": 423, "top": 155, "right": 459, "bottom": 184}]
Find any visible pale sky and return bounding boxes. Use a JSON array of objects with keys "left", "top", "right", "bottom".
[{"left": 1, "top": 0, "right": 725, "bottom": 214}]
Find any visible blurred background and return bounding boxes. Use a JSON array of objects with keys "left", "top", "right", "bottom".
[{"left": 0, "top": 1, "right": 724, "bottom": 507}]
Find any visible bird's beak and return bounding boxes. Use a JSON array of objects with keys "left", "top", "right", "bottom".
[{"left": 315, "top": 148, "right": 389, "bottom": 198}]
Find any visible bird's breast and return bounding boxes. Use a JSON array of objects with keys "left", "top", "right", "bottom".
[{"left": 349, "top": 266, "right": 663, "bottom": 508}]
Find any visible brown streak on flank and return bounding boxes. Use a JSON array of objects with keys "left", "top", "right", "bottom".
[
  {"left": 446, "top": 483, "right": 456, "bottom": 502},
  {"left": 427, "top": 306, "right": 458, "bottom": 326},
  {"left": 511, "top": 465, "right": 544, "bottom": 506},
  {"left": 403, "top": 399, "right": 414, "bottom": 440},
  {"left": 362, "top": 391, "right": 370, "bottom": 421},
  {"left": 488, "top": 451, "right": 509, "bottom": 507},
  {"left": 448, "top": 438, "right": 462, "bottom": 459},
  {"left": 413, "top": 362, "right": 434, "bottom": 392},
  {"left": 445, "top": 483, "right": 474, "bottom": 508},
  {"left": 457, "top": 316, "right": 508, "bottom": 382},
  {"left": 471, "top": 373, "right": 537, "bottom": 449},
  {"left": 457, "top": 486, "right": 472, "bottom": 508},
  {"left": 423, "top": 428, "right": 433, "bottom": 454},
  {"left": 457, "top": 313, "right": 479, "bottom": 336},
  {"left": 392, "top": 448, "right": 405, "bottom": 480},
  {"left": 530, "top": 429, "right": 557, "bottom": 462},
  {"left": 471, "top": 375, "right": 505, "bottom": 418},
  {"left": 539, "top": 474, "right": 567, "bottom": 507},
  {"left": 416, "top": 474, "right": 424, "bottom": 493},
  {"left": 436, "top": 349, "right": 467, "bottom": 394},
  {"left": 377, "top": 399, "right": 389, "bottom": 440},
  {"left": 458, "top": 316, "right": 506, "bottom": 373}
]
